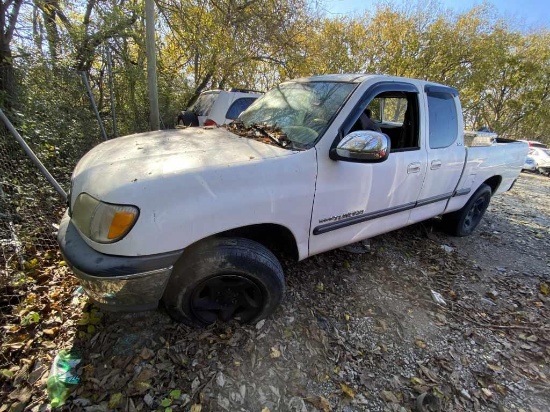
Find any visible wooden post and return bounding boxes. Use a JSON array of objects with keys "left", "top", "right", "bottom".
[
  {"left": 145, "top": 0, "right": 160, "bottom": 131},
  {"left": 106, "top": 45, "right": 118, "bottom": 138}
]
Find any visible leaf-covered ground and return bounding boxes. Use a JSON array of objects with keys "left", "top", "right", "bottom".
[{"left": 1, "top": 173, "right": 549, "bottom": 412}]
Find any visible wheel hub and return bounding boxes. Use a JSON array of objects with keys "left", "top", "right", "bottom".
[
  {"left": 190, "top": 275, "right": 264, "bottom": 324},
  {"left": 464, "top": 196, "right": 486, "bottom": 230}
]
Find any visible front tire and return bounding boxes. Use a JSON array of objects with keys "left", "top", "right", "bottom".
[
  {"left": 163, "top": 237, "right": 285, "bottom": 326},
  {"left": 441, "top": 183, "right": 492, "bottom": 237}
]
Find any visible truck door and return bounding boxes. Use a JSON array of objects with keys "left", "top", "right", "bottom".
[
  {"left": 309, "top": 82, "right": 427, "bottom": 256},
  {"left": 409, "top": 86, "right": 466, "bottom": 224}
]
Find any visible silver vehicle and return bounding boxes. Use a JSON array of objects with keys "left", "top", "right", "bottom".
[
  {"left": 522, "top": 156, "right": 536, "bottom": 172},
  {"left": 526, "top": 147, "right": 550, "bottom": 175},
  {"left": 517, "top": 140, "right": 548, "bottom": 149}
]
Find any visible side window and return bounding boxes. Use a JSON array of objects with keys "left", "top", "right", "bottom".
[
  {"left": 226, "top": 98, "right": 257, "bottom": 120},
  {"left": 427, "top": 92, "right": 458, "bottom": 149},
  {"left": 353, "top": 91, "right": 419, "bottom": 152},
  {"left": 374, "top": 97, "right": 407, "bottom": 124}
]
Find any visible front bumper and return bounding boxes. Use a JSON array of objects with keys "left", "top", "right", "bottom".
[{"left": 57, "top": 211, "right": 183, "bottom": 311}]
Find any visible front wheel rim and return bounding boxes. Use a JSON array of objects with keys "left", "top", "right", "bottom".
[
  {"left": 190, "top": 275, "right": 264, "bottom": 324},
  {"left": 463, "top": 196, "right": 487, "bottom": 231}
]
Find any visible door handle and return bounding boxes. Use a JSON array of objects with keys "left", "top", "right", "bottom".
[
  {"left": 430, "top": 160, "right": 442, "bottom": 170},
  {"left": 407, "top": 162, "right": 421, "bottom": 174}
]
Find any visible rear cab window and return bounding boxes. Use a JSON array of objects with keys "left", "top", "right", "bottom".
[{"left": 427, "top": 91, "right": 459, "bottom": 149}]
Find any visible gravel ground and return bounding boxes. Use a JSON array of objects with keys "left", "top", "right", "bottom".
[{"left": 2, "top": 172, "right": 549, "bottom": 412}]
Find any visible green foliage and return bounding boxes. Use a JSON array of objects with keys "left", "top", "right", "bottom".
[
  {"left": 169, "top": 389, "right": 182, "bottom": 399},
  {"left": 20, "top": 311, "right": 40, "bottom": 326}
]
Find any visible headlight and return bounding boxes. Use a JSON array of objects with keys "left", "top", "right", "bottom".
[{"left": 72, "top": 193, "right": 139, "bottom": 243}]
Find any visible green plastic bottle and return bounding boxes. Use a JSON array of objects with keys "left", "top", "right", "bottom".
[{"left": 46, "top": 349, "right": 81, "bottom": 408}]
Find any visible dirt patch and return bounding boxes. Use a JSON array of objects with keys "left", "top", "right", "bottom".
[{"left": 1, "top": 173, "right": 549, "bottom": 411}]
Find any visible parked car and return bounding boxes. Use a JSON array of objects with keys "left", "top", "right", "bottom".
[
  {"left": 522, "top": 156, "right": 537, "bottom": 172},
  {"left": 177, "top": 89, "right": 261, "bottom": 127},
  {"left": 518, "top": 140, "right": 548, "bottom": 149},
  {"left": 526, "top": 147, "right": 550, "bottom": 175},
  {"left": 58, "top": 74, "right": 528, "bottom": 326}
]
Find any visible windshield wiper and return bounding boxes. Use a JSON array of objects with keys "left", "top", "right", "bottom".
[
  {"left": 249, "top": 124, "right": 292, "bottom": 149},
  {"left": 227, "top": 121, "right": 293, "bottom": 149}
]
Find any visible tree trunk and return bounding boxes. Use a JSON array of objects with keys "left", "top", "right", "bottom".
[
  {"left": 0, "top": 0, "right": 23, "bottom": 109},
  {"left": 42, "top": 0, "right": 61, "bottom": 62},
  {"left": 0, "top": 44, "right": 16, "bottom": 109}
]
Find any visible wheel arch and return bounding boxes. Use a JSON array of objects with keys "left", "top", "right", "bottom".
[
  {"left": 183, "top": 223, "right": 300, "bottom": 262},
  {"left": 483, "top": 175, "right": 502, "bottom": 194},
  {"left": 215, "top": 223, "right": 300, "bottom": 261}
]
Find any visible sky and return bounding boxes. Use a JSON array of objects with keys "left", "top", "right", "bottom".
[{"left": 323, "top": 0, "right": 550, "bottom": 30}]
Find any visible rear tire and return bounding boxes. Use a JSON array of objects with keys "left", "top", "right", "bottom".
[
  {"left": 441, "top": 184, "right": 492, "bottom": 237},
  {"left": 177, "top": 110, "right": 199, "bottom": 127},
  {"left": 162, "top": 237, "right": 285, "bottom": 326}
]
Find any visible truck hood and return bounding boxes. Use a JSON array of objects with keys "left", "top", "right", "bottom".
[{"left": 71, "top": 128, "right": 294, "bottom": 203}]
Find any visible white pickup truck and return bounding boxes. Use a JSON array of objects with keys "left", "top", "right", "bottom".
[{"left": 58, "top": 74, "right": 528, "bottom": 326}]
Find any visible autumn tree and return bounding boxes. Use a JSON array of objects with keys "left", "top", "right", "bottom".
[{"left": 155, "top": 0, "right": 314, "bottom": 106}]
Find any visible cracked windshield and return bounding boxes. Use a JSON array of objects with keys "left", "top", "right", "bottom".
[{"left": 232, "top": 82, "right": 356, "bottom": 149}]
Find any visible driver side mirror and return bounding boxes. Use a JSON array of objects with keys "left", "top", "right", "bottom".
[{"left": 330, "top": 131, "right": 390, "bottom": 163}]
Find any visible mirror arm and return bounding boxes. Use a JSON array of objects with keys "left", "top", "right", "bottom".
[{"left": 329, "top": 129, "right": 345, "bottom": 161}]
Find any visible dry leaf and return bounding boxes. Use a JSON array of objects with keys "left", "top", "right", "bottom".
[
  {"left": 130, "top": 381, "right": 151, "bottom": 394},
  {"left": 133, "top": 366, "right": 157, "bottom": 382},
  {"left": 487, "top": 363, "right": 502, "bottom": 372},
  {"left": 419, "top": 365, "right": 439, "bottom": 383},
  {"left": 191, "top": 377, "right": 200, "bottom": 392},
  {"left": 305, "top": 395, "right": 331, "bottom": 412},
  {"left": 143, "top": 394, "right": 154, "bottom": 408},
  {"left": 255, "top": 319, "right": 266, "bottom": 330},
  {"left": 43, "top": 328, "right": 58, "bottom": 336},
  {"left": 216, "top": 372, "right": 225, "bottom": 387},
  {"left": 410, "top": 377, "right": 426, "bottom": 385},
  {"left": 380, "top": 390, "right": 399, "bottom": 403},
  {"left": 139, "top": 347, "right": 155, "bottom": 360},
  {"left": 270, "top": 347, "right": 281, "bottom": 358},
  {"left": 190, "top": 404, "right": 202, "bottom": 412},
  {"left": 108, "top": 393, "right": 124, "bottom": 409},
  {"left": 340, "top": 383, "right": 355, "bottom": 398},
  {"left": 415, "top": 339, "right": 427, "bottom": 349},
  {"left": 495, "top": 384, "right": 507, "bottom": 396},
  {"left": 481, "top": 388, "right": 493, "bottom": 398}
]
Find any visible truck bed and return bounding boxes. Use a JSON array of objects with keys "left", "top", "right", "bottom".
[{"left": 445, "top": 139, "right": 528, "bottom": 213}]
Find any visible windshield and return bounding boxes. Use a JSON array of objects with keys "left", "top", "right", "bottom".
[{"left": 237, "top": 81, "right": 356, "bottom": 148}]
